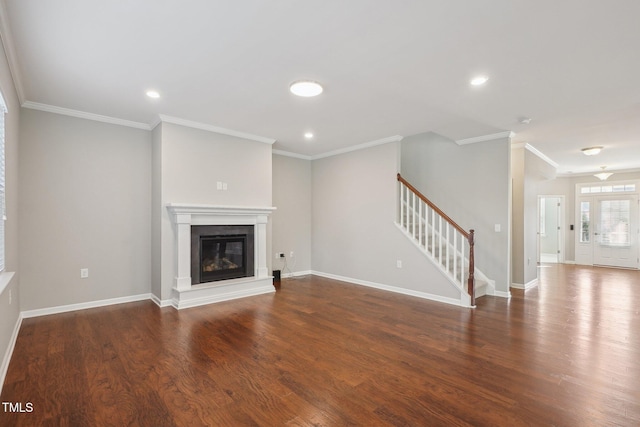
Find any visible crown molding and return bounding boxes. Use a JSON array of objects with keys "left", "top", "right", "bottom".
[
  {"left": 0, "top": 0, "right": 26, "bottom": 104},
  {"left": 272, "top": 149, "right": 312, "bottom": 160},
  {"left": 556, "top": 167, "right": 640, "bottom": 178},
  {"left": 455, "top": 131, "right": 514, "bottom": 145},
  {"left": 311, "top": 135, "right": 403, "bottom": 160},
  {"left": 22, "top": 101, "right": 151, "bottom": 130},
  {"left": 158, "top": 114, "right": 276, "bottom": 145},
  {"left": 512, "top": 142, "right": 559, "bottom": 169}
]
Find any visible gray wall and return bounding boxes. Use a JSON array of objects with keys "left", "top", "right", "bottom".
[
  {"left": 154, "top": 123, "right": 273, "bottom": 301},
  {"left": 151, "top": 125, "right": 162, "bottom": 299},
  {"left": 0, "top": 37, "right": 21, "bottom": 388},
  {"left": 272, "top": 154, "right": 312, "bottom": 276},
  {"left": 401, "top": 132, "right": 511, "bottom": 294},
  {"left": 18, "top": 109, "right": 152, "bottom": 310},
  {"left": 312, "top": 142, "right": 459, "bottom": 299},
  {"left": 511, "top": 146, "right": 557, "bottom": 285}
]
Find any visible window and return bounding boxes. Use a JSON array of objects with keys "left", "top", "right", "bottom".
[
  {"left": 581, "top": 184, "right": 636, "bottom": 194},
  {"left": 0, "top": 92, "right": 5, "bottom": 272},
  {"left": 580, "top": 201, "right": 590, "bottom": 243},
  {"left": 599, "top": 200, "right": 631, "bottom": 247},
  {"left": 539, "top": 198, "right": 546, "bottom": 237}
]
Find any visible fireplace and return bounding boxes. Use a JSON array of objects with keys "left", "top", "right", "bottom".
[
  {"left": 167, "top": 203, "right": 275, "bottom": 309},
  {"left": 191, "top": 225, "right": 255, "bottom": 285}
]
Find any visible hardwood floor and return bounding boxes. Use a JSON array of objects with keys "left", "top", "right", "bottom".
[{"left": 2, "top": 264, "right": 639, "bottom": 426}]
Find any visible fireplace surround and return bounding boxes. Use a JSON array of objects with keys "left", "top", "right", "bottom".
[{"left": 167, "top": 203, "right": 276, "bottom": 309}]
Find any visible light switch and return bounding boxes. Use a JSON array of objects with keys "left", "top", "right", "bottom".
[{"left": 494, "top": 224, "right": 501, "bottom": 232}]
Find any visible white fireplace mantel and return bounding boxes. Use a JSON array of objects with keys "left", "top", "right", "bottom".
[{"left": 166, "top": 203, "right": 277, "bottom": 309}]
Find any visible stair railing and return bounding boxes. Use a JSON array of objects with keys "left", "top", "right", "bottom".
[{"left": 397, "top": 174, "right": 476, "bottom": 306}]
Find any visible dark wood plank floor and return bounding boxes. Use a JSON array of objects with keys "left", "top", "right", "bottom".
[{"left": 2, "top": 264, "right": 639, "bottom": 426}]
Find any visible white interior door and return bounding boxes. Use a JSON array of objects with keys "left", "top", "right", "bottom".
[{"left": 593, "top": 195, "right": 639, "bottom": 268}]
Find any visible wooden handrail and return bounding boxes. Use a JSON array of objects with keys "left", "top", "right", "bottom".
[
  {"left": 397, "top": 174, "right": 469, "bottom": 238},
  {"left": 397, "top": 173, "right": 476, "bottom": 306}
]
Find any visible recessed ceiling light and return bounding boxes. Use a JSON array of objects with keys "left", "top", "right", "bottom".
[
  {"left": 470, "top": 76, "right": 489, "bottom": 86},
  {"left": 304, "top": 132, "right": 314, "bottom": 139},
  {"left": 581, "top": 146, "right": 603, "bottom": 156},
  {"left": 290, "top": 80, "right": 323, "bottom": 97},
  {"left": 146, "top": 90, "right": 160, "bottom": 99}
]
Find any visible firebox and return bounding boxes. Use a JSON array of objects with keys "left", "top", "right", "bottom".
[{"left": 191, "top": 225, "right": 255, "bottom": 284}]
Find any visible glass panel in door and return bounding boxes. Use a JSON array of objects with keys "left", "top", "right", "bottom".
[{"left": 594, "top": 196, "right": 638, "bottom": 268}]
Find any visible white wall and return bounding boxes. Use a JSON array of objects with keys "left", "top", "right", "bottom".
[
  {"left": 18, "top": 109, "right": 152, "bottom": 310},
  {"left": 312, "top": 142, "right": 460, "bottom": 300},
  {"left": 0, "top": 36, "right": 21, "bottom": 391},
  {"left": 272, "top": 154, "right": 312, "bottom": 276},
  {"left": 401, "top": 132, "right": 511, "bottom": 294},
  {"left": 154, "top": 123, "right": 273, "bottom": 301}
]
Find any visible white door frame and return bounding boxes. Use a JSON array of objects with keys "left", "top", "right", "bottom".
[
  {"left": 575, "top": 180, "right": 640, "bottom": 269},
  {"left": 537, "top": 195, "right": 565, "bottom": 264}
]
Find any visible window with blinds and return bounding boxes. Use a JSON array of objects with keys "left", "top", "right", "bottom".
[{"left": 0, "top": 96, "right": 5, "bottom": 272}]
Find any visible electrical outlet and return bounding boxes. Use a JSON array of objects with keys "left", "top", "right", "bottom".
[
  {"left": 290, "top": 251, "right": 294, "bottom": 258},
  {"left": 80, "top": 268, "right": 89, "bottom": 278},
  {"left": 396, "top": 260, "right": 402, "bottom": 268},
  {"left": 279, "top": 253, "right": 285, "bottom": 258}
]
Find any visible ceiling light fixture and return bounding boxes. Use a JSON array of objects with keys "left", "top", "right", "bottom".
[
  {"left": 290, "top": 80, "right": 323, "bottom": 97},
  {"left": 581, "top": 146, "right": 603, "bottom": 156},
  {"left": 146, "top": 90, "right": 160, "bottom": 99},
  {"left": 304, "top": 132, "right": 314, "bottom": 139},
  {"left": 594, "top": 166, "right": 613, "bottom": 181},
  {"left": 470, "top": 75, "right": 489, "bottom": 86}
]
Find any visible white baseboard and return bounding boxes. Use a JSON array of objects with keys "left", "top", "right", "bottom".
[
  {"left": 0, "top": 312, "right": 23, "bottom": 396},
  {"left": 21, "top": 293, "right": 152, "bottom": 319},
  {"left": 281, "top": 270, "right": 312, "bottom": 279},
  {"left": 511, "top": 278, "right": 538, "bottom": 290},
  {"left": 311, "top": 270, "right": 466, "bottom": 307},
  {"left": 150, "top": 293, "right": 173, "bottom": 308},
  {"left": 493, "top": 290, "right": 512, "bottom": 298}
]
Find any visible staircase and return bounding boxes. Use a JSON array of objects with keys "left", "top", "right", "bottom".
[{"left": 396, "top": 174, "right": 494, "bottom": 307}]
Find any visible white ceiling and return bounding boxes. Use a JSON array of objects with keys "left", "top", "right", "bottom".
[{"left": 2, "top": 0, "right": 639, "bottom": 174}]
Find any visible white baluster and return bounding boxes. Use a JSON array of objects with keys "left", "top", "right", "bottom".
[
  {"left": 453, "top": 229, "right": 458, "bottom": 283},
  {"left": 438, "top": 215, "right": 443, "bottom": 265},
  {"left": 412, "top": 192, "right": 416, "bottom": 239},
  {"left": 418, "top": 200, "right": 423, "bottom": 246},
  {"left": 400, "top": 183, "right": 405, "bottom": 229},
  {"left": 431, "top": 208, "right": 436, "bottom": 256},
  {"left": 446, "top": 223, "right": 450, "bottom": 273}
]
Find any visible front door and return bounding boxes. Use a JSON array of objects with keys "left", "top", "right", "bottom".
[{"left": 593, "top": 195, "right": 639, "bottom": 268}]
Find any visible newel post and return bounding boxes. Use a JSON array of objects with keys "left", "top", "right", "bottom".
[{"left": 468, "top": 229, "right": 475, "bottom": 307}]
